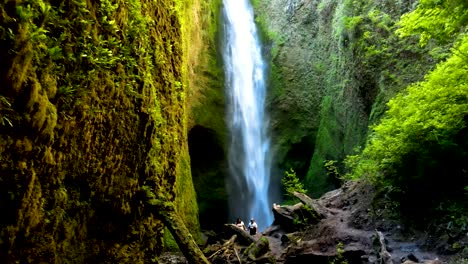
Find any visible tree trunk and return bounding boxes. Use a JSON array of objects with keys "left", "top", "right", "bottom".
[
  {"left": 144, "top": 189, "right": 210, "bottom": 264},
  {"left": 376, "top": 230, "right": 393, "bottom": 264},
  {"left": 293, "top": 191, "right": 328, "bottom": 218}
]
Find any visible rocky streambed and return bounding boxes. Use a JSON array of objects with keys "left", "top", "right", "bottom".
[{"left": 162, "top": 181, "right": 466, "bottom": 263}]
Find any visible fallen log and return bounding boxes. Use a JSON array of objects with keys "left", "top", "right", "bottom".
[
  {"left": 208, "top": 235, "right": 237, "bottom": 260},
  {"left": 143, "top": 188, "right": 210, "bottom": 264},
  {"left": 292, "top": 191, "right": 328, "bottom": 218},
  {"left": 234, "top": 247, "right": 241, "bottom": 264},
  {"left": 224, "top": 224, "right": 256, "bottom": 246},
  {"left": 376, "top": 230, "right": 393, "bottom": 264}
]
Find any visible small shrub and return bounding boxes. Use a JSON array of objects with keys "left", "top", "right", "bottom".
[
  {"left": 282, "top": 168, "right": 306, "bottom": 198},
  {"left": 330, "top": 242, "right": 349, "bottom": 264}
]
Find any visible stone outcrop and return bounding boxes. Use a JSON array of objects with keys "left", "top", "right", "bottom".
[
  {"left": 272, "top": 202, "right": 324, "bottom": 232},
  {"left": 245, "top": 236, "right": 270, "bottom": 261}
]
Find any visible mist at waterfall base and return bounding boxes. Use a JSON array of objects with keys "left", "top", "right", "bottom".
[{"left": 221, "top": 0, "right": 279, "bottom": 231}]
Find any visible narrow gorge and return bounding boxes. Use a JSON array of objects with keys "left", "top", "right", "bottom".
[{"left": 1, "top": 0, "right": 467, "bottom": 263}]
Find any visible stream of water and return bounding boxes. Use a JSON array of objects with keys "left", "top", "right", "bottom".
[{"left": 222, "top": 0, "right": 275, "bottom": 231}]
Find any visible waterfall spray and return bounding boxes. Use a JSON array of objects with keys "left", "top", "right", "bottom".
[{"left": 222, "top": 0, "right": 275, "bottom": 231}]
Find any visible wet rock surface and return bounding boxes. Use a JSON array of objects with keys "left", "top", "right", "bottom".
[
  {"left": 161, "top": 181, "right": 465, "bottom": 263},
  {"left": 159, "top": 252, "right": 188, "bottom": 264}
]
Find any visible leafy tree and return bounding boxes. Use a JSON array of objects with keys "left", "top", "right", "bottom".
[
  {"left": 282, "top": 168, "right": 306, "bottom": 201},
  {"left": 347, "top": 36, "right": 468, "bottom": 184},
  {"left": 346, "top": 0, "right": 468, "bottom": 225},
  {"left": 396, "top": 0, "right": 468, "bottom": 46}
]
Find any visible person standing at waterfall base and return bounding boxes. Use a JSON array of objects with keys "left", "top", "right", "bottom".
[
  {"left": 235, "top": 217, "right": 247, "bottom": 231},
  {"left": 248, "top": 218, "right": 258, "bottom": 235}
]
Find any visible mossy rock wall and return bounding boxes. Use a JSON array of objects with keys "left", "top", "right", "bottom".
[
  {"left": 0, "top": 0, "right": 201, "bottom": 262},
  {"left": 186, "top": 0, "right": 229, "bottom": 230},
  {"left": 253, "top": 0, "right": 445, "bottom": 196}
]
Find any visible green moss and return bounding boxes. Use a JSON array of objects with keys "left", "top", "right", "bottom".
[
  {"left": 245, "top": 236, "right": 270, "bottom": 260},
  {"left": 163, "top": 228, "right": 180, "bottom": 252},
  {"left": 1, "top": 0, "right": 201, "bottom": 261},
  {"left": 174, "top": 149, "right": 201, "bottom": 244},
  {"left": 253, "top": 0, "right": 446, "bottom": 197},
  {"left": 188, "top": 0, "right": 224, "bottom": 134},
  {"left": 184, "top": 0, "right": 227, "bottom": 231},
  {"left": 305, "top": 96, "right": 343, "bottom": 196}
]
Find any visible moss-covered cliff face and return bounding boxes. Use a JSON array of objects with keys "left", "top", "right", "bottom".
[
  {"left": 253, "top": 0, "right": 448, "bottom": 196},
  {"left": 186, "top": 0, "right": 229, "bottom": 231},
  {"left": 0, "top": 0, "right": 200, "bottom": 262}
]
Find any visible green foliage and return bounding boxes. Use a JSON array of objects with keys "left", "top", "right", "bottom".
[
  {"left": 301, "top": 0, "right": 442, "bottom": 197},
  {"left": 163, "top": 228, "right": 180, "bottom": 252},
  {"left": 305, "top": 95, "right": 345, "bottom": 196},
  {"left": 324, "top": 160, "right": 341, "bottom": 180},
  {"left": 184, "top": 0, "right": 226, "bottom": 234},
  {"left": 187, "top": 0, "right": 224, "bottom": 133},
  {"left": 0, "top": 0, "right": 202, "bottom": 261},
  {"left": 396, "top": 0, "right": 468, "bottom": 46},
  {"left": 0, "top": 95, "right": 14, "bottom": 127},
  {"left": 346, "top": 0, "right": 468, "bottom": 228},
  {"left": 347, "top": 35, "right": 468, "bottom": 184},
  {"left": 438, "top": 200, "right": 468, "bottom": 236},
  {"left": 330, "top": 242, "right": 349, "bottom": 264},
  {"left": 302, "top": 204, "right": 323, "bottom": 225},
  {"left": 345, "top": 0, "right": 468, "bottom": 181},
  {"left": 291, "top": 204, "right": 322, "bottom": 227},
  {"left": 282, "top": 168, "right": 306, "bottom": 201},
  {"left": 292, "top": 214, "right": 305, "bottom": 226},
  {"left": 343, "top": 15, "right": 363, "bottom": 31}
]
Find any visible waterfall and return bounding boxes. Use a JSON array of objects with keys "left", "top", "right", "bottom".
[{"left": 222, "top": 0, "right": 275, "bottom": 231}]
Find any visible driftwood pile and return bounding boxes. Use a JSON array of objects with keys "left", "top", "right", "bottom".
[
  {"left": 206, "top": 234, "right": 242, "bottom": 263},
  {"left": 203, "top": 227, "right": 272, "bottom": 264}
]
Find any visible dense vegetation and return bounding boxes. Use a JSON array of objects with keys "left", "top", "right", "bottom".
[
  {"left": 346, "top": 0, "right": 468, "bottom": 228},
  {"left": 250, "top": 0, "right": 441, "bottom": 196},
  {"left": 0, "top": 0, "right": 204, "bottom": 262},
  {"left": 249, "top": 1, "right": 467, "bottom": 243}
]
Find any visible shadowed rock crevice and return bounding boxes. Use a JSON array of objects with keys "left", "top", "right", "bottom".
[
  {"left": 188, "top": 125, "right": 228, "bottom": 231},
  {"left": 280, "top": 135, "right": 315, "bottom": 179}
]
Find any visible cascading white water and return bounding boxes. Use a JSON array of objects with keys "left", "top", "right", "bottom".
[{"left": 222, "top": 0, "right": 275, "bottom": 231}]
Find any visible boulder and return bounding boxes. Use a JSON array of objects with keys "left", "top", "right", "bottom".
[
  {"left": 272, "top": 203, "right": 303, "bottom": 232},
  {"left": 253, "top": 253, "right": 277, "bottom": 264},
  {"left": 272, "top": 201, "right": 324, "bottom": 232},
  {"left": 200, "top": 229, "right": 219, "bottom": 247},
  {"left": 245, "top": 236, "right": 270, "bottom": 260},
  {"left": 262, "top": 225, "right": 283, "bottom": 237},
  {"left": 279, "top": 232, "right": 303, "bottom": 245},
  {"left": 158, "top": 252, "right": 188, "bottom": 264},
  {"left": 284, "top": 241, "right": 367, "bottom": 264}
]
